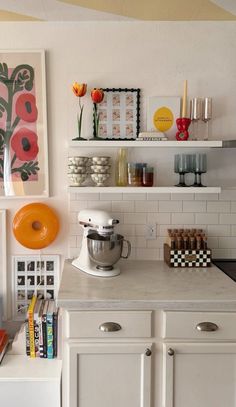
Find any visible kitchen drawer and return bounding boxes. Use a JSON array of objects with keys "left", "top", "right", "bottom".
[
  {"left": 66, "top": 310, "right": 152, "bottom": 338},
  {"left": 164, "top": 311, "right": 236, "bottom": 340}
]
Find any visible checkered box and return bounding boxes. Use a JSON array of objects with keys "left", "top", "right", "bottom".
[{"left": 164, "top": 244, "right": 211, "bottom": 268}]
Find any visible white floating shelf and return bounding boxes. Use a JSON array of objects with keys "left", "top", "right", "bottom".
[
  {"left": 68, "top": 186, "right": 221, "bottom": 194},
  {"left": 69, "top": 140, "right": 223, "bottom": 148}
]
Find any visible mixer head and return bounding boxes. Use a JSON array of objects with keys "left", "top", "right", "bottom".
[{"left": 78, "top": 209, "right": 119, "bottom": 235}]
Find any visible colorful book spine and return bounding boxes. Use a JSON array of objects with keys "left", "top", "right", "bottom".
[
  {"left": 46, "top": 303, "right": 54, "bottom": 359},
  {"left": 25, "top": 321, "right": 30, "bottom": 356},
  {"left": 28, "top": 295, "right": 37, "bottom": 358},
  {"left": 42, "top": 300, "right": 48, "bottom": 358},
  {"left": 39, "top": 312, "right": 43, "bottom": 358},
  {"left": 53, "top": 308, "right": 58, "bottom": 358}
]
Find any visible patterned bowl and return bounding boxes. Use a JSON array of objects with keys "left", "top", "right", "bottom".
[
  {"left": 68, "top": 174, "right": 87, "bottom": 186},
  {"left": 90, "top": 165, "right": 111, "bottom": 174},
  {"left": 68, "top": 165, "right": 87, "bottom": 174},
  {"left": 90, "top": 157, "right": 111, "bottom": 165},
  {"left": 91, "top": 173, "right": 110, "bottom": 187},
  {"left": 68, "top": 157, "right": 89, "bottom": 166}
]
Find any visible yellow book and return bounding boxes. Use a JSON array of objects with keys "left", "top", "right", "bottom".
[{"left": 28, "top": 295, "right": 37, "bottom": 358}]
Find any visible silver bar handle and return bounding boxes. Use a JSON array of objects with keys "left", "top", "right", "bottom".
[
  {"left": 99, "top": 322, "right": 122, "bottom": 332},
  {"left": 196, "top": 322, "right": 219, "bottom": 332},
  {"left": 121, "top": 239, "right": 131, "bottom": 259}
]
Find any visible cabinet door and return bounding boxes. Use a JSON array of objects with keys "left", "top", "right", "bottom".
[
  {"left": 64, "top": 342, "right": 152, "bottom": 407},
  {"left": 163, "top": 343, "right": 236, "bottom": 407}
]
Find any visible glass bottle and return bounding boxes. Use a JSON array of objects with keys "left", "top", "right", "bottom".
[{"left": 116, "top": 148, "right": 128, "bottom": 186}]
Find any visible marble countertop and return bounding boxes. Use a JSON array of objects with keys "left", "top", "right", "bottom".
[{"left": 57, "top": 260, "right": 236, "bottom": 311}]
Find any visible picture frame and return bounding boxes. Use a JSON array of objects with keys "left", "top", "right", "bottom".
[
  {"left": 94, "top": 88, "right": 140, "bottom": 140},
  {"left": 12, "top": 254, "right": 60, "bottom": 320},
  {"left": 0, "top": 50, "right": 49, "bottom": 198},
  {"left": 0, "top": 209, "right": 7, "bottom": 321},
  {"left": 147, "top": 96, "right": 181, "bottom": 139}
]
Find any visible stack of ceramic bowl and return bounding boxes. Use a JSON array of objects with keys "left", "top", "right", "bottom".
[
  {"left": 68, "top": 156, "right": 89, "bottom": 186},
  {"left": 90, "top": 156, "right": 111, "bottom": 186}
]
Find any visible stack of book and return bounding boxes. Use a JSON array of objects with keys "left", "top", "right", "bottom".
[
  {"left": 0, "top": 329, "right": 9, "bottom": 364},
  {"left": 26, "top": 295, "right": 59, "bottom": 359},
  {"left": 137, "top": 132, "right": 168, "bottom": 141}
]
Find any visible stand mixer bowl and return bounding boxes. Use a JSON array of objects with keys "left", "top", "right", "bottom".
[{"left": 87, "top": 233, "right": 131, "bottom": 271}]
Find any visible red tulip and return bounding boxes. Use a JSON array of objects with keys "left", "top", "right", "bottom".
[
  {"left": 91, "top": 88, "right": 104, "bottom": 104},
  {"left": 72, "top": 83, "right": 87, "bottom": 97}
]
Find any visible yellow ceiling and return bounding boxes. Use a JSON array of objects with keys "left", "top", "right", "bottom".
[
  {"left": 59, "top": 0, "right": 236, "bottom": 20},
  {"left": 0, "top": 9, "right": 40, "bottom": 21}
]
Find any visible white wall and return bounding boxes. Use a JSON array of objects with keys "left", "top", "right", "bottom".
[{"left": 1, "top": 21, "right": 236, "bottom": 320}]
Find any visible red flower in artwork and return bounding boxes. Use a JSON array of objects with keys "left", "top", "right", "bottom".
[
  {"left": 11, "top": 128, "right": 39, "bottom": 161},
  {"left": 15, "top": 93, "right": 38, "bottom": 122}
]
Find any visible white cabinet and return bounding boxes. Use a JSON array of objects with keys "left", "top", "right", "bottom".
[
  {"left": 163, "top": 343, "right": 236, "bottom": 407},
  {"left": 62, "top": 310, "right": 152, "bottom": 407}
]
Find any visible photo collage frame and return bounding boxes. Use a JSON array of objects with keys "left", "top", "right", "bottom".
[{"left": 12, "top": 255, "right": 59, "bottom": 320}]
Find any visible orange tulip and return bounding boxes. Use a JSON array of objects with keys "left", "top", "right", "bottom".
[
  {"left": 91, "top": 88, "right": 104, "bottom": 104},
  {"left": 72, "top": 82, "right": 87, "bottom": 97}
]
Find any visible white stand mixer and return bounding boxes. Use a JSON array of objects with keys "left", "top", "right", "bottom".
[{"left": 72, "top": 209, "right": 131, "bottom": 277}]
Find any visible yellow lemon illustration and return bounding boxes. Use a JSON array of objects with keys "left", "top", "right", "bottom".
[{"left": 153, "top": 107, "right": 174, "bottom": 132}]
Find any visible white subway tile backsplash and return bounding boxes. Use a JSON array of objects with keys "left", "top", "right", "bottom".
[
  {"left": 196, "top": 213, "right": 219, "bottom": 224},
  {"left": 100, "top": 193, "right": 123, "bottom": 201},
  {"left": 68, "top": 189, "right": 236, "bottom": 259},
  {"left": 231, "top": 202, "right": 236, "bottom": 213},
  {"left": 112, "top": 201, "right": 135, "bottom": 213},
  {"left": 124, "top": 213, "right": 147, "bottom": 224},
  {"left": 148, "top": 213, "right": 171, "bottom": 224},
  {"left": 212, "top": 248, "right": 233, "bottom": 259},
  {"left": 220, "top": 214, "right": 236, "bottom": 224},
  {"left": 135, "top": 201, "right": 158, "bottom": 212},
  {"left": 69, "top": 200, "right": 88, "bottom": 212},
  {"left": 208, "top": 225, "right": 231, "bottom": 237},
  {"left": 87, "top": 200, "right": 112, "bottom": 211},
  {"left": 159, "top": 200, "right": 182, "bottom": 212},
  {"left": 218, "top": 237, "right": 236, "bottom": 249},
  {"left": 147, "top": 193, "right": 170, "bottom": 200},
  {"left": 123, "top": 193, "right": 146, "bottom": 201},
  {"left": 219, "top": 189, "right": 236, "bottom": 201},
  {"left": 183, "top": 201, "right": 206, "bottom": 213},
  {"left": 195, "top": 193, "right": 219, "bottom": 201},
  {"left": 207, "top": 201, "right": 230, "bottom": 213},
  {"left": 171, "top": 193, "right": 194, "bottom": 201},
  {"left": 172, "top": 213, "right": 194, "bottom": 224}
]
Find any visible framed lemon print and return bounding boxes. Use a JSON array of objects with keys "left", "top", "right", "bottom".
[{"left": 147, "top": 96, "right": 181, "bottom": 139}]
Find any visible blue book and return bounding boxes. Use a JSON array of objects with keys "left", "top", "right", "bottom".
[{"left": 46, "top": 301, "right": 55, "bottom": 359}]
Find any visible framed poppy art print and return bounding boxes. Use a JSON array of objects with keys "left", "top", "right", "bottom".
[{"left": 0, "top": 50, "right": 48, "bottom": 198}]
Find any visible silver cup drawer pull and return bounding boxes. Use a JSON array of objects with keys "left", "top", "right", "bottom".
[
  {"left": 99, "top": 322, "right": 122, "bottom": 332},
  {"left": 196, "top": 322, "right": 219, "bottom": 332}
]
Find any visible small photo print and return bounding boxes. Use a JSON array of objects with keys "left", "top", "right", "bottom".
[
  {"left": 17, "top": 276, "right": 25, "bottom": 286},
  {"left": 112, "top": 94, "right": 120, "bottom": 106},
  {"left": 17, "top": 261, "right": 25, "bottom": 272},
  {"left": 27, "top": 261, "right": 35, "bottom": 272},
  {"left": 99, "top": 124, "right": 107, "bottom": 137},
  {"left": 37, "top": 276, "right": 45, "bottom": 286},
  {"left": 46, "top": 275, "right": 54, "bottom": 286},
  {"left": 46, "top": 261, "right": 54, "bottom": 272},
  {"left": 27, "top": 290, "right": 34, "bottom": 300},
  {"left": 37, "top": 261, "right": 45, "bottom": 272},
  {"left": 27, "top": 276, "right": 35, "bottom": 286},
  {"left": 37, "top": 290, "right": 44, "bottom": 300},
  {"left": 17, "top": 303, "right": 27, "bottom": 315},
  {"left": 112, "top": 109, "right": 120, "bottom": 121},
  {"left": 112, "top": 124, "right": 120, "bottom": 137},
  {"left": 126, "top": 109, "right": 134, "bottom": 121},
  {"left": 17, "top": 290, "right": 25, "bottom": 300},
  {"left": 46, "top": 289, "right": 54, "bottom": 300},
  {"left": 99, "top": 109, "right": 107, "bottom": 121},
  {"left": 126, "top": 124, "right": 133, "bottom": 137},
  {"left": 126, "top": 94, "right": 134, "bottom": 106}
]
